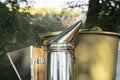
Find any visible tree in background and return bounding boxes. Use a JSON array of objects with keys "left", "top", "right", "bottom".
[
  {"left": 65, "top": 0, "right": 88, "bottom": 11},
  {"left": 98, "top": 0, "right": 120, "bottom": 32},
  {"left": 85, "top": 0, "right": 100, "bottom": 28},
  {"left": 66, "top": 0, "right": 120, "bottom": 32},
  {"left": 86, "top": 0, "right": 120, "bottom": 32}
]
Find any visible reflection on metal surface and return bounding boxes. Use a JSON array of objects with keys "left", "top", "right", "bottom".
[
  {"left": 46, "top": 43, "right": 74, "bottom": 80},
  {"left": 46, "top": 20, "right": 82, "bottom": 44},
  {"left": 74, "top": 31, "right": 120, "bottom": 80}
]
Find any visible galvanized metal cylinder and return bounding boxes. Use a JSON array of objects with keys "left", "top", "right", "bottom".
[
  {"left": 74, "top": 31, "right": 120, "bottom": 80},
  {"left": 46, "top": 42, "right": 74, "bottom": 80}
]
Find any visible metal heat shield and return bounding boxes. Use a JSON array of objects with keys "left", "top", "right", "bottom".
[{"left": 7, "top": 46, "right": 32, "bottom": 80}]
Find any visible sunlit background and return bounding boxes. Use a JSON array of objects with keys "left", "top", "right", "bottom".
[
  {"left": 28, "top": 0, "right": 89, "bottom": 11},
  {"left": 1, "top": 0, "right": 89, "bottom": 11}
]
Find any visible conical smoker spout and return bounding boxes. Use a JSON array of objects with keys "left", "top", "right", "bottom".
[
  {"left": 46, "top": 20, "right": 82, "bottom": 44},
  {"left": 45, "top": 20, "right": 82, "bottom": 80}
]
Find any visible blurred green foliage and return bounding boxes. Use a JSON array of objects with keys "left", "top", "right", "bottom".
[
  {"left": 86, "top": 0, "right": 120, "bottom": 32},
  {"left": 0, "top": 2, "right": 31, "bottom": 79}
]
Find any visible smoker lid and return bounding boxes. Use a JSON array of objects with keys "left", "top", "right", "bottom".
[
  {"left": 78, "top": 31, "right": 120, "bottom": 37},
  {"left": 79, "top": 27, "right": 120, "bottom": 37},
  {"left": 39, "top": 31, "right": 120, "bottom": 40}
]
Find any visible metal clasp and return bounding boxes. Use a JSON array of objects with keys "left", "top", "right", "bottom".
[{"left": 33, "top": 58, "right": 45, "bottom": 64}]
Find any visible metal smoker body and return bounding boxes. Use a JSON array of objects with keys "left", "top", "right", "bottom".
[
  {"left": 45, "top": 20, "right": 82, "bottom": 80},
  {"left": 46, "top": 42, "right": 74, "bottom": 80}
]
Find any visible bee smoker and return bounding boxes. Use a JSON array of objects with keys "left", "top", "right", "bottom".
[
  {"left": 45, "top": 20, "right": 82, "bottom": 80},
  {"left": 46, "top": 42, "right": 74, "bottom": 80}
]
